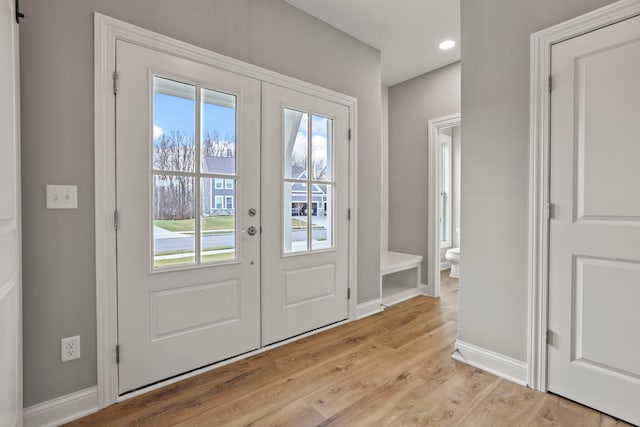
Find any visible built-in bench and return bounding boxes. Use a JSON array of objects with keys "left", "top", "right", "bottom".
[{"left": 380, "top": 251, "right": 428, "bottom": 306}]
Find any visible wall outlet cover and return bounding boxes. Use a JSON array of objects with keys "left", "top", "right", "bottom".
[{"left": 61, "top": 335, "right": 81, "bottom": 362}]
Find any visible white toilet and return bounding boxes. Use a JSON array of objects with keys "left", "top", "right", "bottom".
[{"left": 445, "top": 228, "right": 460, "bottom": 278}]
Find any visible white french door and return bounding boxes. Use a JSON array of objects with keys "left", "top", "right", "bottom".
[
  {"left": 548, "top": 13, "right": 640, "bottom": 425},
  {"left": 115, "top": 40, "right": 261, "bottom": 393},
  {"left": 261, "top": 83, "right": 350, "bottom": 345},
  {"left": 113, "top": 32, "right": 353, "bottom": 393},
  {"left": 0, "top": 0, "right": 21, "bottom": 424}
]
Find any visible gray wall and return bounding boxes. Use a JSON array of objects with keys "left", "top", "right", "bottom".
[
  {"left": 388, "top": 62, "right": 461, "bottom": 284},
  {"left": 20, "top": 0, "right": 382, "bottom": 406},
  {"left": 458, "top": 0, "right": 617, "bottom": 361}
]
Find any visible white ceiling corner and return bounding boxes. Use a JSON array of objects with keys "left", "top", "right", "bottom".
[{"left": 283, "top": 0, "right": 460, "bottom": 86}]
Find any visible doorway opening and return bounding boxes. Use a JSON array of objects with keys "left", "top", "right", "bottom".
[{"left": 427, "top": 113, "right": 461, "bottom": 298}]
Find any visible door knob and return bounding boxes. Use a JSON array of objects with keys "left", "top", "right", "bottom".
[{"left": 247, "top": 225, "right": 258, "bottom": 236}]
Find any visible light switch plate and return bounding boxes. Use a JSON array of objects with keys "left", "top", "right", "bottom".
[{"left": 46, "top": 185, "right": 78, "bottom": 209}]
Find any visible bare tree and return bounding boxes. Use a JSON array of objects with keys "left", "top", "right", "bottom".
[{"left": 153, "top": 130, "right": 195, "bottom": 220}]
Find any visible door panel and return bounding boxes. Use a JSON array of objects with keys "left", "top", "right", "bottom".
[
  {"left": 262, "top": 83, "right": 349, "bottom": 345},
  {"left": 548, "top": 14, "right": 640, "bottom": 425},
  {"left": 116, "top": 40, "right": 261, "bottom": 393},
  {"left": 0, "top": 0, "right": 21, "bottom": 424}
]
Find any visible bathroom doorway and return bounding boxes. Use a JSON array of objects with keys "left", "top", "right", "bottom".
[{"left": 427, "top": 114, "right": 461, "bottom": 297}]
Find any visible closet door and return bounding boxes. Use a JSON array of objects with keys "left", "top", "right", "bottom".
[{"left": 547, "top": 14, "right": 640, "bottom": 425}]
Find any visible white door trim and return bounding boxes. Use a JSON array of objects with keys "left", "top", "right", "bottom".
[
  {"left": 2, "top": 0, "right": 22, "bottom": 424},
  {"left": 94, "top": 13, "right": 358, "bottom": 408},
  {"left": 527, "top": 0, "right": 640, "bottom": 392},
  {"left": 427, "top": 113, "right": 460, "bottom": 298}
]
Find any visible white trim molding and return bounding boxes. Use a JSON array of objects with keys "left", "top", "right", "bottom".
[
  {"left": 453, "top": 341, "right": 528, "bottom": 387},
  {"left": 528, "top": 0, "right": 640, "bottom": 392},
  {"left": 94, "top": 12, "right": 358, "bottom": 408},
  {"left": 23, "top": 387, "right": 98, "bottom": 427},
  {"left": 356, "top": 299, "right": 383, "bottom": 319},
  {"left": 427, "top": 113, "right": 461, "bottom": 299}
]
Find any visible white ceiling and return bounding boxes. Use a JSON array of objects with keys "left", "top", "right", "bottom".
[{"left": 283, "top": 0, "right": 460, "bottom": 87}]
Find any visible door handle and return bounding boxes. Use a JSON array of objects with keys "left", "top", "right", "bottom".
[{"left": 247, "top": 225, "right": 258, "bottom": 236}]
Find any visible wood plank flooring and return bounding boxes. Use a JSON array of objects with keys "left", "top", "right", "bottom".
[{"left": 67, "top": 272, "right": 630, "bottom": 426}]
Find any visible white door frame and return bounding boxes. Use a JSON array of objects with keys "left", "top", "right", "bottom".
[
  {"left": 527, "top": 0, "right": 640, "bottom": 391},
  {"left": 94, "top": 13, "right": 358, "bottom": 408},
  {"left": 1, "top": 0, "right": 22, "bottom": 424},
  {"left": 427, "top": 113, "right": 460, "bottom": 298}
]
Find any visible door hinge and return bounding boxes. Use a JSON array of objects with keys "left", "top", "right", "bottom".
[
  {"left": 548, "top": 75, "right": 552, "bottom": 93},
  {"left": 347, "top": 208, "right": 351, "bottom": 220},
  {"left": 114, "top": 210, "right": 120, "bottom": 230},
  {"left": 113, "top": 71, "right": 119, "bottom": 95},
  {"left": 116, "top": 344, "right": 120, "bottom": 364},
  {"left": 348, "top": 129, "right": 352, "bottom": 141},
  {"left": 546, "top": 203, "right": 554, "bottom": 220},
  {"left": 347, "top": 288, "right": 351, "bottom": 300}
]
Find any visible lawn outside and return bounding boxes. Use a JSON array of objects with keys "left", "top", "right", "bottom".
[{"left": 155, "top": 215, "right": 325, "bottom": 233}]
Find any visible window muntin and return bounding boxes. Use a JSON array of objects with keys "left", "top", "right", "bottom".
[
  {"left": 283, "top": 108, "right": 334, "bottom": 254},
  {"left": 152, "top": 76, "right": 238, "bottom": 268}
]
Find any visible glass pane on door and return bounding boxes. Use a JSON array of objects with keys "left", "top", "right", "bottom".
[
  {"left": 201, "top": 88, "right": 236, "bottom": 174},
  {"left": 312, "top": 184, "right": 332, "bottom": 250},
  {"left": 311, "top": 115, "right": 332, "bottom": 180},
  {"left": 153, "top": 174, "right": 195, "bottom": 267},
  {"left": 282, "top": 108, "right": 335, "bottom": 254},
  {"left": 201, "top": 177, "right": 236, "bottom": 262},
  {"left": 284, "top": 109, "right": 308, "bottom": 179},
  {"left": 153, "top": 77, "right": 196, "bottom": 173},
  {"left": 152, "top": 78, "right": 243, "bottom": 268},
  {"left": 285, "top": 182, "right": 308, "bottom": 253}
]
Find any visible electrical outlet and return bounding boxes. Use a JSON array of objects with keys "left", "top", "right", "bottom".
[{"left": 61, "top": 336, "right": 81, "bottom": 362}]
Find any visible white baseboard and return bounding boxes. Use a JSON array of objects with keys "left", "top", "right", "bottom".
[
  {"left": 356, "top": 298, "right": 383, "bottom": 319},
  {"left": 452, "top": 340, "right": 528, "bottom": 386},
  {"left": 440, "top": 261, "right": 451, "bottom": 271},
  {"left": 23, "top": 386, "right": 98, "bottom": 427},
  {"left": 417, "top": 283, "right": 431, "bottom": 296}
]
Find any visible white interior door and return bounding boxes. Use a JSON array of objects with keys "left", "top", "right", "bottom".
[
  {"left": 115, "top": 40, "right": 261, "bottom": 393},
  {"left": 548, "top": 14, "right": 640, "bottom": 425},
  {"left": 0, "top": 0, "right": 21, "bottom": 424},
  {"left": 261, "top": 83, "right": 350, "bottom": 345}
]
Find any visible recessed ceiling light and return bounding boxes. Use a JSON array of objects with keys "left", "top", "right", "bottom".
[{"left": 439, "top": 40, "right": 456, "bottom": 50}]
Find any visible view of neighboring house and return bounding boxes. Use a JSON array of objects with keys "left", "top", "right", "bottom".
[
  {"left": 202, "top": 157, "right": 329, "bottom": 218},
  {"left": 289, "top": 165, "right": 328, "bottom": 217},
  {"left": 203, "top": 155, "right": 236, "bottom": 216}
]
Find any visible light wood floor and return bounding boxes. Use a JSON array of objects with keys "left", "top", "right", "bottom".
[{"left": 68, "top": 272, "right": 629, "bottom": 426}]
